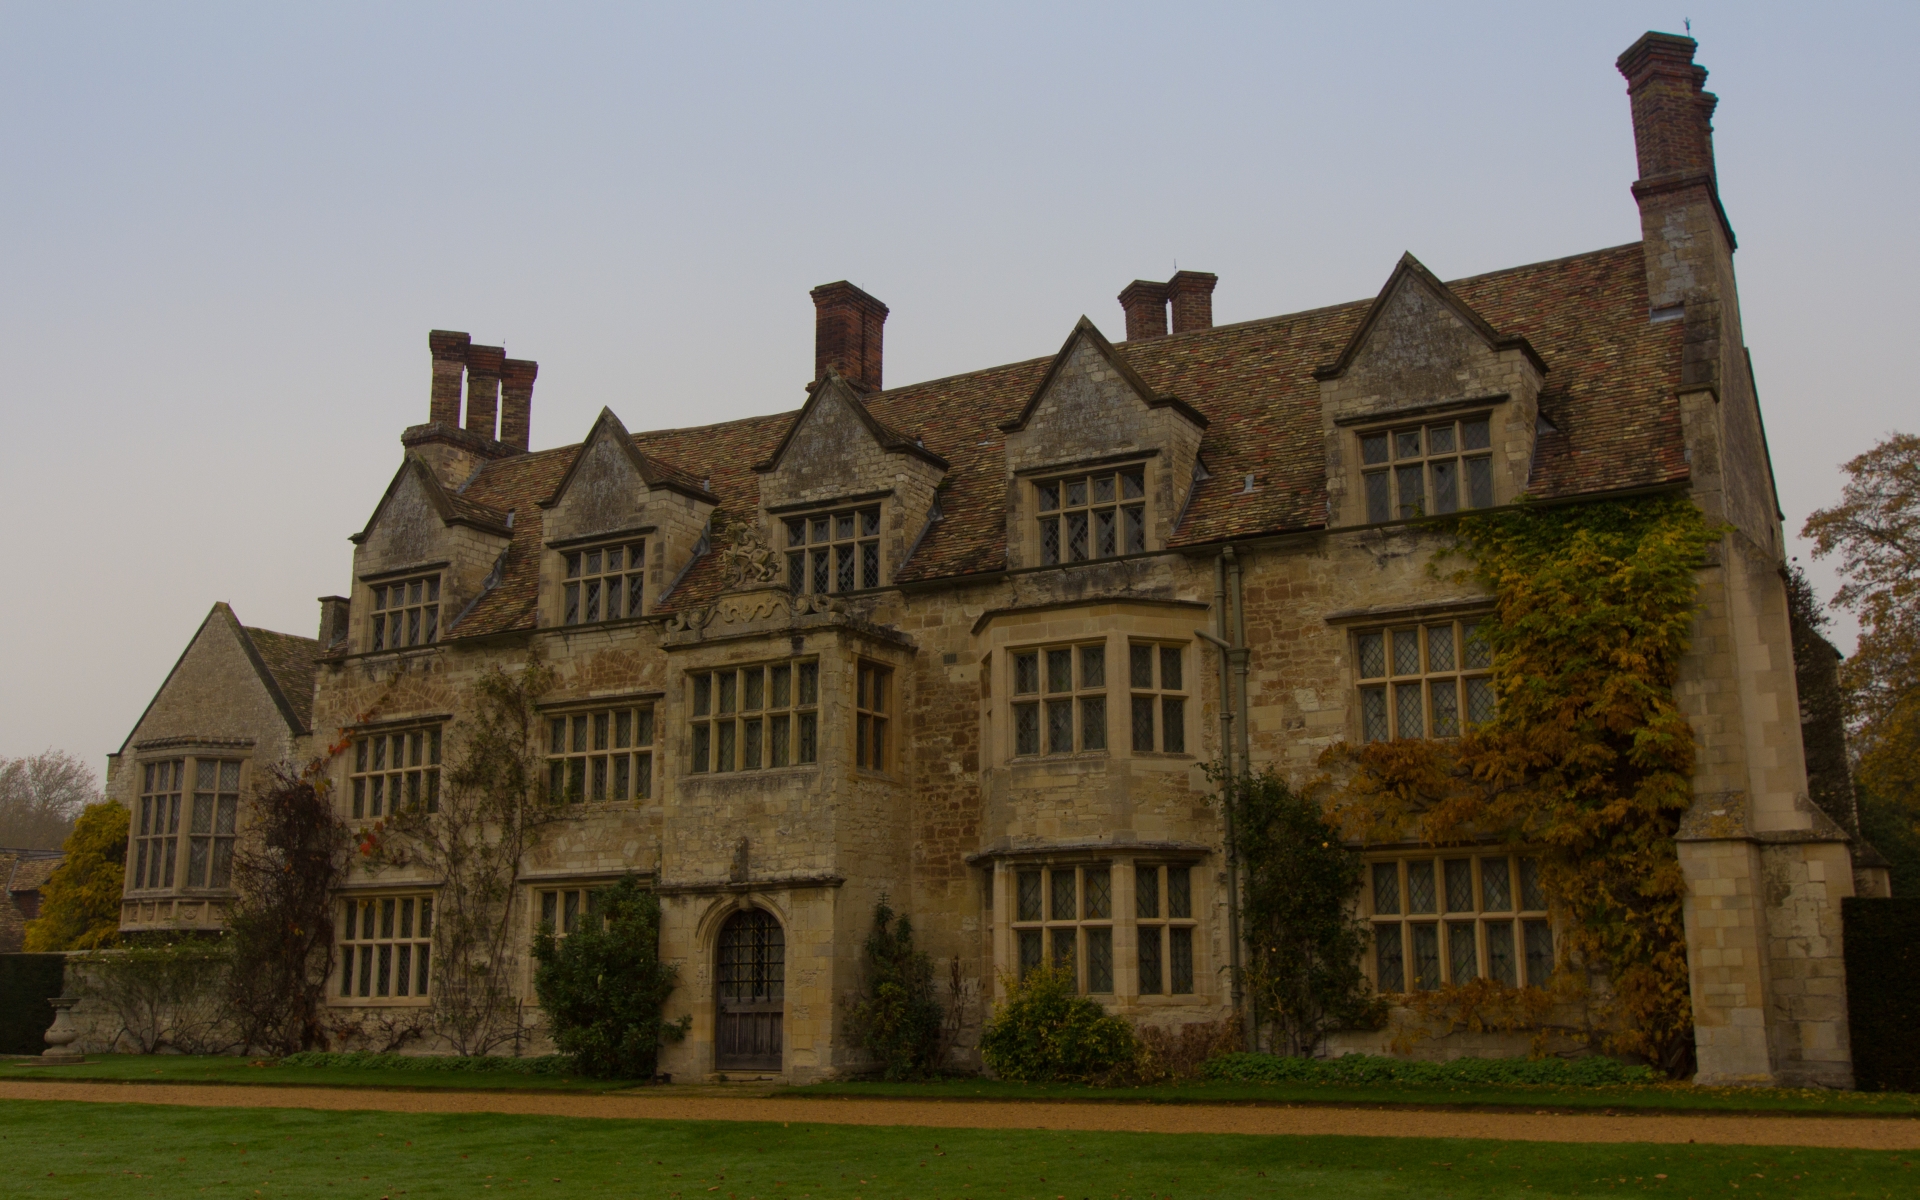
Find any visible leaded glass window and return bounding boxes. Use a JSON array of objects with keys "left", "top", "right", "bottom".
[
  {"left": 786, "top": 506, "right": 881, "bottom": 594},
  {"left": 562, "top": 541, "right": 645, "bottom": 625},
  {"left": 1037, "top": 466, "right": 1147, "bottom": 564},
  {"left": 1355, "top": 619, "right": 1494, "bottom": 742},
  {"left": 1359, "top": 414, "right": 1495, "bottom": 523},
  {"left": 1367, "top": 853, "right": 1553, "bottom": 992}
]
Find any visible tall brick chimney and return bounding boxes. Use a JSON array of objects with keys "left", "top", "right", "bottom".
[
  {"left": 1167, "top": 271, "right": 1218, "bottom": 334},
  {"left": 500, "top": 358, "right": 537, "bottom": 452},
  {"left": 810, "top": 281, "right": 888, "bottom": 391},
  {"left": 428, "top": 330, "right": 470, "bottom": 426},
  {"left": 1618, "top": 32, "right": 1718, "bottom": 188},
  {"left": 1618, "top": 32, "right": 1739, "bottom": 391},
  {"left": 1118, "top": 280, "right": 1170, "bottom": 341},
  {"left": 464, "top": 344, "right": 505, "bottom": 440}
]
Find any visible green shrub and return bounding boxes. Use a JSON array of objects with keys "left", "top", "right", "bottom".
[
  {"left": 279, "top": 1051, "right": 575, "bottom": 1075},
  {"left": 849, "top": 898, "right": 944, "bottom": 1080},
  {"left": 1202, "top": 1051, "right": 1662, "bottom": 1087},
  {"left": 979, "top": 962, "right": 1136, "bottom": 1083},
  {"left": 530, "top": 876, "right": 688, "bottom": 1080},
  {"left": 1229, "top": 770, "right": 1383, "bottom": 1055},
  {"left": 25, "top": 801, "right": 128, "bottom": 952}
]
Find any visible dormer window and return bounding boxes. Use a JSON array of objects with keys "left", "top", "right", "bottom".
[
  {"left": 564, "top": 541, "right": 645, "bottom": 625},
  {"left": 786, "top": 507, "right": 880, "bottom": 595},
  {"left": 371, "top": 575, "right": 440, "bottom": 650},
  {"left": 1038, "top": 467, "right": 1146, "bottom": 565},
  {"left": 1360, "top": 416, "right": 1493, "bottom": 523}
]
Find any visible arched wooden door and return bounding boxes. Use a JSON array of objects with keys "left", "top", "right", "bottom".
[{"left": 715, "top": 908, "right": 784, "bottom": 1071}]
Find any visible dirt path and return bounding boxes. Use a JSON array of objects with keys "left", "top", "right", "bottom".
[{"left": 5, "top": 1080, "right": 1919, "bottom": 1150}]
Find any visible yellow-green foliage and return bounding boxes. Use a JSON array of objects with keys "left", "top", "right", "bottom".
[
  {"left": 1323, "top": 493, "right": 1718, "bottom": 1075},
  {"left": 25, "top": 799, "right": 129, "bottom": 952}
]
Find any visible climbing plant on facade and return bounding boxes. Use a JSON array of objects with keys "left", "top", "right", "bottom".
[
  {"left": 1321, "top": 492, "right": 1719, "bottom": 1076},
  {"left": 365, "top": 657, "right": 564, "bottom": 1055}
]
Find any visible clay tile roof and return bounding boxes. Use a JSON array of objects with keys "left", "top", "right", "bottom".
[
  {"left": 242, "top": 626, "right": 321, "bottom": 732},
  {"left": 438, "top": 241, "right": 1685, "bottom": 635},
  {"left": 444, "top": 489, "right": 511, "bottom": 531}
]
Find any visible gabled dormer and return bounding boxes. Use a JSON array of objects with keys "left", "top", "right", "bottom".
[
  {"left": 999, "top": 318, "right": 1207, "bottom": 571},
  {"left": 754, "top": 372, "right": 948, "bottom": 597},
  {"left": 538, "top": 407, "right": 718, "bottom": 626},
  {"left": 1315, "top": 254, "right": 1545, "bottom": 528},
  {"left": 348, "top": 456, "right": 513, "bottom": 652}
]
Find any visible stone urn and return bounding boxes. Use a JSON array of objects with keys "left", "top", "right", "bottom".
[{"left": 39, "top": 996, "right": 84, "bottom": 1064}]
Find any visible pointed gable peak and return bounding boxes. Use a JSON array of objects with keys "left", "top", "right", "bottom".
[
  {"left": 755, "top": 369, "right": 948, "bottom": 473},
  {"left": 350, "top": 454, "right": 511, "bottom": 544},
  {"left": 540, "top": 407, "right": 717, "bottom": 509},
  {"left": 1315, "top": 252, "right": 1545, "bottom": 381},
  {"left": 1000, "top": 316, "right": 1207, "bottom": 433}
]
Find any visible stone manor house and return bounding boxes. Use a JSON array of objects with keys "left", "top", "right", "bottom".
[{"left": 107, "top": 34, "right": 1873, "bottom": 1086}]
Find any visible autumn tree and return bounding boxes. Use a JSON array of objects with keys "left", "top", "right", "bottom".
[
  {"left": 0, "top": 750, "right": 98, "bottom": 850},
  {"left": 25, "top": 800, "right": 129, "bottom": 951},
  {"left": 1803, "top": 433, "right": 1920, "bottom": 815}
]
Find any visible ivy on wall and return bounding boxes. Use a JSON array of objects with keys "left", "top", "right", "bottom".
[{"left": 1321, "top": 492, "right": 1719, "bottom": 1075}]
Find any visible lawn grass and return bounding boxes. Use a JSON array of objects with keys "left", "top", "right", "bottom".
[
  {"left": 0, "top": 1053, "right": 639, "bottom": 1092},
  {"left": 785, "top": 1076, "right": 1920, "bottom": 1117},
  {"left": 4, "top": 1097, "right": 1916, "bottom": 1199}
]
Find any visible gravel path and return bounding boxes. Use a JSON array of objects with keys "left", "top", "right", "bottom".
[{"left": 5, "top": 1080, "right": 1918, "bottom": 1150}]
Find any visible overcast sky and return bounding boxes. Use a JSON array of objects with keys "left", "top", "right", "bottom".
[{"left": 2, "top": 2, "right": 1913, "bottom": 770}]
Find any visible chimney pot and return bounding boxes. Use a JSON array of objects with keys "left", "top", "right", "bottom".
[
  {"left": 1167, "top": 271, "right": 1218, "bottom": 334},
  {"left": 1118, "top": 280, "right": 1170, "bottom": 341},
  {"left": 428, "top": 330, "right": 470, "bottom": 426},
  {"left": 500, "top": 358, "right": 538, "bottom": 453},
  {"left": 464, "top": 344, "right": 505, "bottom": 441},
  {"left": 810, "top": 281, "right": 889, "bottom": 391}
]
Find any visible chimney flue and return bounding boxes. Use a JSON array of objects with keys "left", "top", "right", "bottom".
[
  {"left": 500, "top": 358, "right": 537, "bottom": 453},
  {"left": 464, "top": 344, "right": 505, "bottom": 440},
  {"left": 810, "top": 281, "right": 888, "bottom": 391},
  {"left": 1118, "top": 280, "right": 1170, "bottom": 341},
  {"left": 428, "top": 330, "right": 470, "bottom": 426},
  {"left": 1167, "top": 271, "right": 1218, "bottom": 334}
]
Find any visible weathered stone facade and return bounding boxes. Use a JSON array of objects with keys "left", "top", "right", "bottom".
[{"left": 113, "top": 33, "right": 1862, "bottom": 1085}]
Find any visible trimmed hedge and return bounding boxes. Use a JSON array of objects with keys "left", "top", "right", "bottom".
[
  {"left": 279, "top": 1052, "right": 576, "bottom": 1076},
  {"left": 1202, "top": 1052, "right": 1662, "bottom": 1087},
  {"left": 1843, "top": 896, "right": 1920, "bottom": 1091},
  {"left": 0, "top": 953, "right": 65, "bottom": 1054}
]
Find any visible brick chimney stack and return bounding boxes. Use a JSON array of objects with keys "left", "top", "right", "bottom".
[
  {"left": 1167, "top": 271, "right": 1218, "bottom": 334},
  {"left": 810, "top": 281, "right": 888, "bottom": 391},
  {"left": 428, "top": 330, "right": 470, "bottom": 426},
  {"left": 500, "top": 358, "right": 537, "bottom": 452},
  {"left": 1118, "top": 280, "right": 1170, "bottom": 341},
  {"left": 464, "top": 344, "right": 505, "bottom": 440},
  {"left": 1618, "top": 32, "right": 1718, "bottom": 188},
  {"left": 1618, "top": 32, "right": 1739, "bottom": 392}
]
